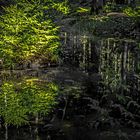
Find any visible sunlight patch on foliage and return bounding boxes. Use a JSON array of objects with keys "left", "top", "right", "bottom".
[
  {"left": 76, "top": 7, "right": 90, "bottom": 13},
  {"left": 0, "top": 80, "right": 58, "bottom": 126},
  {"left": 0, "top": 0, "right": 68, "bottom": 68},
  {"left": 123, "top": 6, "right": 140, "bottom": 17}
]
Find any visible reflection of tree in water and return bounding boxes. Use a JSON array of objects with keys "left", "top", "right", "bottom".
[
  {"left": 61, "top": 34, "right": 140, "bottom": 97},
  {"left": 100, "top": 39, "right": 140, "bottom": 96},
  {"left": 0, "top": 34, "right": 139, "bottom": 140},
  {"left": 0, "top": 79, "right": 58, "bottom": 140}
]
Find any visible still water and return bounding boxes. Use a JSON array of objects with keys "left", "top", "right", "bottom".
[{"left": 0, "top": 35, "right": 140, "bottom": 140}]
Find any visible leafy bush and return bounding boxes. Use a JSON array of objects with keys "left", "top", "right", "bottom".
[
  {"left": 0, "top": 79, "right": 58, "bottom": 126},
  {"left": 123, "top": 6, "right": 140, "bottom": 18},
  {"left": 0, "top": 0, "right": 69, "bottom": 68},
  {"left": 0, "top": 82, "right": 28, "bottom": 125}
]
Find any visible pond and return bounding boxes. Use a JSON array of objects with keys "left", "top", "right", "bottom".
[{"left": 0, "top": 34, "right": 140, "bottom": 140}]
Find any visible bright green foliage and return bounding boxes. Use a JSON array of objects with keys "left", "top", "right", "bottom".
[
  {"left": 124, "top": 6, "right": 140, "bottom": 18},
  {"left": 0, "top": 0, "right": 69, "bottom": 68},
  {"left": 20, "top": 78, "right": 58, "bottom": 116},
  {"left": 0, "top": 5, "right": 59, "bottom": 68},
  {"left": 76, "top": 7, "right": 90, "bottom": 13},
  {"left": 0, "top": 79, "right": 58, "bottom": 126},
  {"left": 52, "top": 0, "right": 69, "bottom": 14},
  {"left": 0, "top": 82, "right": 28, "bottom": 125}
]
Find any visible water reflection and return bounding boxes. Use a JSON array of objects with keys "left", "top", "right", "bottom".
[
  {"left": 61, "top": 33, "right": 140, "bottom": 96},
  {"left": 0, "top": 34, "right": 140, "bottom": 140},
  {"left": 0, "top": 76, "right": 58, "bottom": 140}
]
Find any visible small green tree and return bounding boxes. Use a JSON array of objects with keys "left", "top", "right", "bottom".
[
  {"left": 0, "top": 5, "right": 59, "bottom": 68},
  {"left": 0, "top": 0, "right": 69, "bottom": 68}
]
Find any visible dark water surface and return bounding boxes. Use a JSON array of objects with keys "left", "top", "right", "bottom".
[{"left": 0, "top": 36, "right": 140, "bottom": 140}]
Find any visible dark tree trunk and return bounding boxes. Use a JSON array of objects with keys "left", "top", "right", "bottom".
[
  {"left": 90, "top": 0, "right": 105, "bottom": 15},
  {"left": 89, "top": 41, "right": 99, "bottom": 73}
]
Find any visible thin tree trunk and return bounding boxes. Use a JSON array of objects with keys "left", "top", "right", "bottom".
[
  {"left": 35, "top": 113, "right": 39, "bottom": 140},
  {"left": 4, "top": 92, "right": 8, "bottom": 140},
  {"left": 5, "top": 123, "right": 8, "bottom": 140},
  {"left": 62, "top": 96, "right": 68, "bottom": 121},
  {"left": 83, "top": 35, "right": 86, "bottom": 72},
  {"left": 121, "top": 43, "right": 127, "bottom": 94}
]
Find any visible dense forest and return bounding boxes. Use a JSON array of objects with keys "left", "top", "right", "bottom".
[{"left": 0, "top": 0, "right": 140, "bottom": 140}]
